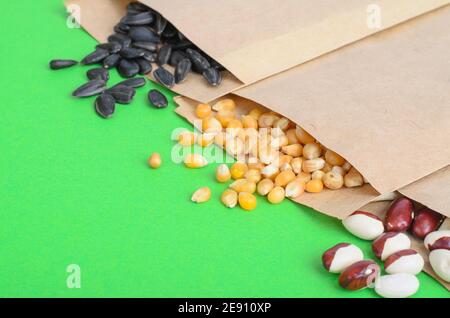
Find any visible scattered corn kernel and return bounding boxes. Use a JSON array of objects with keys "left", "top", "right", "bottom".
[
  {"left": 281, "top": 144, "right": 303, "bottom": 157},
  {"left": 279, "top": 162, "right": 293, "bottom": 172},
  {"left": 261, "top": 164, "right": 279, "bottom": 179},
  {"left": 267, "top": 186, "right": 285, "bottom": 204},
  {"left": 245, "top": 169, "right": 262, "bottom": 184},
  {"left": 184, "top": 153, "right": 208, "bottom": 168},
  {"left": 325, "top": 149, "right": 346, "bottom": 166},
  {"left": 273, "top": 117, "right": 291, "bottom": 131},
  {"left": 216, "top": 164, "right": 231, "bottom": 183},
  {"left": 148, "top": 152, "right": 162, "bottom": 169},
  {"left": 212, "top": 99, "right": 236, "bottom": 112},
  {"left": 230, "top": 162, "right": 248, "bottom": 179},
  {"left": 302, "top": 158, "right": 326, "bottom": 173},
  {"left": 215, "top": 110, "right": 235, "bottom": 128},
  {"left": 258, "top": 113, "right": 279, "bottom": 128},
  {"left": 178, "top": 131, "right": 196, "bottom": 146},
  {"left": 257, "top": 178, "right": 274, "bottom": 196},
  {"left": 227, "top": 119, "right": 243, "bottom": 130},
  {"left": 230, "top": 179, "right": 256, "bottom": 193},
  {"left": 275, "top": 170, "right": 296, "bottom": 187},
  {"left": 238, "top": 192, "right": 257, "bottom": 211},
  {"left": 285, "top": 180, "right": 305, "bottom": 198},
  {"left": 248, "top": 107, "right": 264, "bottom": 120},
  {"left": 305, "top": 179, "right": 324, "bottom": 193},
  {"left": 248, "top": 160, "right": 265, "bottom": 171},
  {"left": 331, "top": 166, "right": 345, "bottom": 176},
  {"left": 296, "top": 172, "right": 312, "bottom": 184},
  {"left": 286, "top": 129, "right": 299, "bottom": 145},
  {"left": 295, "top": 126, "right": 315, "bottom": 144},
  {"left": 202, "top": 116, "right": 222, "bottom": 133},
  {"left": 344, "top": 167, "right": 364, "bottom": 188},
  {"left": 303, "top": 143, "right": 322, "bottom": 160},
  {"left": 342, "top": 161, "right": 352, "bottom": 172},
  {"left": 191, "top": 187, "right": 211, "bottom": 203},
  {"left": 291, "top": 157, "right": 303, "bottom": 174},
  {"left": 221, "top": 189, "right": 238, "bottom": 208},
  {"left": 196, "top": 103, "right": 212, "bottom": 119},
  {"left": 242, "top": 115, "right": 258, "bottom": 129},
  {"left": 323, "top": 172, "right": 344, "bottom": 190},
  {"left": 322, "top": 162, "right": 333, "bottom": 173},
  {"left": 311, "top": 170, "right": 325, "bottom": 180}
]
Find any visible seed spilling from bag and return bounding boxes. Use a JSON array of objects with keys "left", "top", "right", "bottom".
[
  {"left": 115, "top": 77, "right": 147, "bottom": 89},
  {"left": 136, "top": 58, "right": 153, "bottom": 75},
  {"left": 106, "top": 85, "right": 136, "bottom": 104},
  {"left": 49, "top": 59, "right": 78, "bottom": 70},
  {"left": 203, "top": 67, "right": 222, "bottom": 86},
  {"left": 117, "top": 59, "right": 140, "bottom": 78},
  {"left": 153, "top": 67, "right": 175, "bottom": 88},
  {"left": 169, "top": 51, "right": 187, "bottom": 67},
  {"left": 87, "top": 68, "right": 109, "bottom": 81},
  {"left": 148, "top": 89, "right": 168, "bottom": 108},
  {"left": 174, "top": 58, "right": 192, "bottom": 84},
  {"left": 186, "top": 48, "right": 210, "bottom": 73},
  {"left": 72, "top": 80, "right": 106, "bottom": 98},
  {"left": 95, "top": 93, "right": 116, "bottom": 118},
  {"left": 81, "top": 49, "right": 110, "bottom": 65}
]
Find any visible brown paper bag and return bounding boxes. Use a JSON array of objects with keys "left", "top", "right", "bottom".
[{"left": 66, "top": 0, "right": 449, "bottom": 102}]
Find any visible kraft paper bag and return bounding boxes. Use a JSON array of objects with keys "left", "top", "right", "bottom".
[{"left": 65, "top": 0, "right": 449, "bottom": 102}]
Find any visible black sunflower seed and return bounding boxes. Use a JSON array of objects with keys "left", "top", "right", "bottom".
[
  {"left": 121, "top": 11, "right": 154, "bottom": 26},
  {"left": 114, "top": 23, "right": 130, "bottom": 35},
  {"left": 203, "top": 67, "right": 222, "bottom": 86},
  {"left": 127, "top": 2, "right": 150, "bottom": 15},
  {"left": 136, "top": 58, "right": 153, "bottom": 75},
  {"left": 49, "top": 59, "right": 78, "bottom": 70},
  {"left": 106, "top": 85, "right": 136, "bottom": 104},
  {"left": 169, "top": 51, "right": 187, "bottom": 67},
  {"left": 174, "top": 58, "right": 192, "bottom": 84},
  {"left": 161, "top": 23, "right": 177, "bottom": 39},
  {"left": 96, "top": 42, "right": 122, "bottom": 54},
  {"left": 114, "top": 77, "right": 147, "bottom": 89},
  {"left": 148, "top": 89, "right": 168, "bottom": 108},
  {"left": 153, "top": 67, "right": 175, "bottom": 88},
  {"left": 103, "top": 54, "right": 121, "bottom": 69},
  {"left": 129, "top": 27, "right": 160, "bottom": 43},
  {"left": 155, "top": 14, "right": 167, "bottom": 35},
  {"left": 172, "top": 39, "right": 194, "bottom": 51},
  {"left": 132, "top": 41, "right": 157, "bottom": 52},
  {"left": 95, "top": 93, "right": 116, "bottom": 118},
  {"left": 108, "top": 34, "right": 132, "bottom": 48},
  {"left": 72, "top": 80, "right": 106, "bottom": 98},
  {"left": 186, "top": 49, "right": 210, "bottom": 74},
  {"left": 142, "top": 51, "right": 157, "bottom": 63},
  {"left": 87, "top": 68, "right": 109, "bottom": 81},
  {"left": 157, "top": 44, "right": 172, "bottom": 65},
  {"left": 117, "top": 59, "right": 140, "bottom": 78},
  {"left": 120, "top": 47, "right": 146, "bottom": 59},
  {"left": 81, "top": 49, "right": 110, "bottom": 65}
]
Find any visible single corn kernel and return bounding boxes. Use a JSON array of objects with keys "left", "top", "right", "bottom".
[
  {"left": 196, "top": 103, "right": 212, "bottom": 119},
  {"left": 322, "top": 162, "right": 333, "bottom": 173},
  {"left": 267, "top": 186, "right": 285, "bottom": 204},
  {"left": 216, "top": 164, "right": 231, "bottom": 183},
  {"left": 323, "top": 172, "right": 344, "bottom": 190},
  {"left": 275, "top": 170, "right": 296, "bottom": 187},
  {"left": 302, "top": 158, "right": 325, "bottom": 173},
  {"left": 270, "top": 127, "right": 285, "bottom": 138},
  {"left": 258, "top": 113, "right": 279, "bottom": 128},
  {"left": 286, "top": 129, "right": 299, "bottom": 145},
  {"left": 281, "top": 144, "right": 303, "bottom": 157},
  {"left": 197, "top": 133, "right": 215, "bottom": 147},
  {"left": 297, "top": 172, "right": 312, "bottom": 184},
  {"left": 278, "top": 154, "right": 293, "bottom": 166},
  {"left": 324, "top": 149, "right": 346, "bottom": 166},
  {"left": 242, "top": 115, "right": 258, "bottom": 129},
  {"left": 303, "top": 143, "right": 322, "bottom": 160},
  {"left": 248, "top": 161, "right": 265, "bottom": 171},
  {"left": 248, "top": 107, "right": 264, "bottom": 120},
  {"left": 291, "top": 157, "right": 303, "bottom": 174},
  {"left": 212, "top": 99, "right": 236, "bottom": 112},
  {"left": 148, "top": 152, "right": 162, "bottom": 169},
  {"left": 230, "top": 179, "right": 256, "bottom": 193},
  {"left": 227, "top": 119, "right": 243, "bottom": 130},
  {"left": 331, "top": 166, "right": 345, "bottom": 176},
  {"left": 305, "top": 179, "right": 324, "bottom": 193},
  {"left": 344, "top": 167, "right": 364, "bottom": 188},
  {"left": 257, "top": 178, "right": 274, "bottom": 196},
  {"left": 191, "top": 187, "right": 211, "bottom": 203},
  {"left": 215, "top": 110, "right": 235, "bottom": 128},
  {"left": 184, "top": 153, "right": 208, "bottom": 168},
  {"left": 261, "top": 164, "right": 279, "bottom": 180},
  {"left": 285, "top": 180, "right": 305, "bottom": 198},
  {"left": 245, "top": 169, "right": 262, "bottom": 184},
  {"left": 259, "top": 146, "right": 278, "bottom": 165},
  {"left": 238, "top": 192, "right": 257, "bottom": 211},
  {"left": 342, "top": 161, "right": 352, "bottom": 172},
  {"left": 221, "top": 189, "right": 238, "bottom": 208},
  {"left": 230, "top": 162, "right": 248, "bottom": 180},
  {"left": 279, "top": 162, "right": 293, "bottom": 172},
  {"left": 273, "top": 117, "right": 291, "bottom": 131},
  {"left": 311, "top": 170, "right": 325, "bottom": 180},
  {"left": 295, "top": 126, "right": 315, "bottom": 144},
  {"left": 202, "top": 116, "right": 222, "bottom": 133},
  {"left": 178, "top": 131, "right": 196, "bottom": 146}
]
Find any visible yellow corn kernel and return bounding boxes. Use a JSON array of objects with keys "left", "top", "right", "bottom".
[
  {"left": 261, "top": 164, "right": 279, "bottom": 180},
  {"left": 258, "top": 112, "right": 279, "bottom": 128},
  {"left": 331, "top": 166, "right": 345, "bottom": 176},
  {"left": 214, "top": 132, "right": 227, "bottom": 147},
  {"left": 248, "top": 161, "right": 265, "bottom": 171},
  {"left": 227, "top": 119, "right": 243, "bottom": 130},
  {"left": 148, "top": 152, "right": 162, "bottom": 169},
  {"left": 323, "top": 172, "right": 344, "bottom": 190},
  {"left": 245, "top": 169, "right": 262, "bottom": 184},
  {"left": 267, "top": 186, "right": 285, "bottom": 204},
  {"left": 303, "top": 143, "right": 322, "bottom": 160},
  {"left": 178, "top": 131, "right": 196, "bottom": 146},
  {"left": 344, "top": 167, "right": 364, "bottom": 188},
  {"left": 273, "top": 117, "right": 291, "bottom": 131},
  {"left": 191, "top": 187, "right": 211, "bottom": 203},
  {"left": 216, "top": 164, "right": 231, "bottom": 183},
  {"left": 242, "top": 115, "right": 258, "bottom": 129},
  {"left": 275, "top": 170, "right": 296, "bottom": 187},
  {"left": 325, "top": 149, "right": 346, "bottom": 166},
  {"left": 286, "top": 129, "right": 299, "bottom": 145},
  {"left": 281, "top": 144, "right": 303, "bottom": 157},
  {"left": 184, "top": 153, "right": 208, "bottom": 168},
  {"left": 197, "top": 133, "right": 215, "bottom": 147},
  {"left": 295, "top": 126, "right": 315, "bottom": 144},
  {"left": 302, "top": 158, "right": 325, "bottom": 173},
  {"left": 271, "top": 135, "right": 289, "bottom": 149},
  {"left": 259, "top": 146, "right": 278, "bottom": 165},
  {"left": 285, "top": 180, "right": 305, "bottom": 198},
  {"left": 342, "top": 161, "right": 352, "bottom": 172},
  {"left": 202, "top": 116, "right": 222, "bottom": 133},
  {"left": 195, "top": 103, "right": 212, "bottom": 119},
  {"left": 212, "top": 99, "right": 236, "bottom": 112},
  {"left": 297, "top": 172, "right": 312, "bottom": 184},
  {"left": 279, "top": 162, "right": 293, "bottom": 172},
  {"left": 305, "top": 179, "right": 324, "bottom": 193},
  {"left": 291, "top": 157, "right": 303, "bottom": 174},
  {"left": 238, "top": 192, "right": 257, "bottom": 211},
  {"left": 311, "top": 170, "right": 325, "bottom": 180},
  {"left": 230, "top": 179, "right": 256, "bottom": 194},
  {"left": 221, "top": 189, "right": 238, "bottom": 208},
  {"left": 278, "top": 154, "right": 293, "bottom": 166},
  {"left": 257, "top": 178, "right": 274, "bottom": 196},
  {"left": 215, "top": 110, "right": 235, "bottom": 128},
  {"left": 248, "top": 107, "right": 264, "bottom": 120},
  {"left": 230, "top": 162, "right": 248, "bottom": 180},
  {"left": 322, "top": 162, "right": 333, "bottom": 173}
]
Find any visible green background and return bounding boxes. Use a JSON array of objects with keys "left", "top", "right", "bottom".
[{"left": 0, "top": 1, "right": 447, "bottom": 298}]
